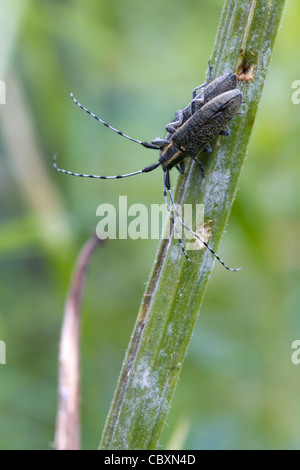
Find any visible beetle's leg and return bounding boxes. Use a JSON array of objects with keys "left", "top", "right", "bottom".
[
  {"left": 165, "top": 110, "right": 184, "bottom": 134},
  {"left": 191, "top": 88, "right": 205, "bottom": 115},
  {"left": 191, "top": 156, "right": 205, "bottom": 177},
  {"left": 151, "top": 138, "right": 170, "bottom": 147},
  {"left": 219, "top": 125, "right": 230, "bottom": 136},
  {"left": 191, "top": 62, "right": 213, "bottom": 114},
  {"left": 192, "top": 61, "right": 213, "bottom": 99},
  {"left": 203, "top": 144, "right": 212, "bottom": 154},
  {"left": 175, "top": 161, "right": 185, "bottom": 174},
  {"left": 166, "top": 185, "right": 242, "bottom": 272},
  {"left": 163, "top": 171, "right": 191, "bottom": 261}
]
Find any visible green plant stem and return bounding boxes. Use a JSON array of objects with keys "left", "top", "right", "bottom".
[{"left": 100, "top": 0, "right": 286, "bottom": 450}]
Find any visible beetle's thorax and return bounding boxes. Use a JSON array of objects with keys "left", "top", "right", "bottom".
[{"left": 159, "top": 142, "right": 185, "bottom": 171}]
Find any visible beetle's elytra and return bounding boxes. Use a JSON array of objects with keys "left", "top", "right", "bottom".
[
  {"left": 53, "top": 65, "right": 243, "bottom": 271},
  {"left": 159, "top": 89, "right": 242, "bottom": 171}
]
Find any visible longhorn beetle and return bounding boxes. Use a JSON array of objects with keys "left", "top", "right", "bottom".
[
  {"left": 163, "top": 64, "right": 240, "bottom": 175},
  {"left": 53, "top": 66, "right": 243, "bottom": 271},
  {"left": 166, "top": 63, "right": 237, "bottom": 133}
]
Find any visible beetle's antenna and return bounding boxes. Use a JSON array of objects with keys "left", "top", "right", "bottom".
[
  {"left": 53, "top": 153, "right": 160, "bottom": 179},
  {"left": 70, "top": 93, "right": 159, "bottom": 150},
  {"left": 165, "top": 175, "right": 242, "bottom": 272}
]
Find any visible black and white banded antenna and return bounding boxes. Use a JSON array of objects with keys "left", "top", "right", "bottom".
[{"left": 70, "top": 92, "right": 159, "bottom": 150}]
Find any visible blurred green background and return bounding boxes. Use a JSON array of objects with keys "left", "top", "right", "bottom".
[{"left": 0, "top": 0, "right": 300, "bottom": 450}]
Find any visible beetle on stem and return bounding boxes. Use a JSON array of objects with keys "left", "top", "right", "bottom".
[{"left": 53, "top": 66, "right": 242, "bottom": 271}]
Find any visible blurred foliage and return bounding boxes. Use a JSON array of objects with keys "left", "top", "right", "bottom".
[{"left": 0, "top": 0, "right": 299, "bottom": 450}]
